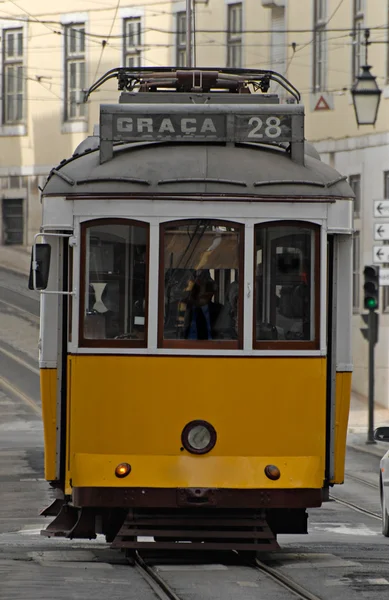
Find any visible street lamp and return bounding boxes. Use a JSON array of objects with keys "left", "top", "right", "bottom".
[{"left": 351, "top": 29, "right": 382, "bottom": 127}]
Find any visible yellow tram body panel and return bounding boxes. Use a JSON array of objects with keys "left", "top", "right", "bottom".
[
  {"left": 40, "top": 368, "right": 57, "bottom": 481},
  {"left": 333, "top": 372, "right": 352, "bottom": 484},
  {"left": 65, "top": 355, "right": 328, "bottom": 492}
]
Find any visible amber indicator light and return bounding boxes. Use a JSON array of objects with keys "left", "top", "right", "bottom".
[
  {"left": 115, "top": 462, "right": 131, "bottom": 478},
  {"left": 264, "top": 464, "right": 281, "bottom": 481}
]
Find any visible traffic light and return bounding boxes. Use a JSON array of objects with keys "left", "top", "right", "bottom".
[{"left": 363, "top": 265, "right": 379, "bottom": 310}]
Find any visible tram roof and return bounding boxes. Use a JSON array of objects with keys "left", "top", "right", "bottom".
[{"left": 42, "top": 141, "right": 353, "bottom": 200}]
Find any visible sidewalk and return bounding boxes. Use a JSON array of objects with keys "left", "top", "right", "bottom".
[
  {"left": 347, "top": 391, "right": 389, "bottom": 457},
  {"left": 0, "top": 244, "right": 30, "bottom": 276},
  {"left": 0, "top": 245, "right": 389, "bottom": 458}
]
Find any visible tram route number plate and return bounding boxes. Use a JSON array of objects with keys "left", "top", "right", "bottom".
[
  {"left": 234, "top": 114, "right": 292, "bottom": 142},
  {"left": 111, "top": 113, "right": 293, "bottom": 143}
]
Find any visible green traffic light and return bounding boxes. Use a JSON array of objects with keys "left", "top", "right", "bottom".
[{"left": 366, "top": 297, "right": 377, "bottom": 309}]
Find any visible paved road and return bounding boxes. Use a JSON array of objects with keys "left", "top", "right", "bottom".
[{"left": 1, "top": 268, "right": 389, "bottom": 599}]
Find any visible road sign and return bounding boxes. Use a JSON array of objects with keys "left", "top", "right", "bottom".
[
  {"left": 373, "top": 246, "right": 389, "bottom": 263},
  {"left": 311, "top": 92, "right": 334, "bottom": 111},
  {"left": 380, "top": 268, "right": 389, "bottom": 286},
  {"left": 374, "top": 223, "right": 389, "bottom": 240},
  {"left": 374, "top": 200, "right": 389, "bottom": 217}
]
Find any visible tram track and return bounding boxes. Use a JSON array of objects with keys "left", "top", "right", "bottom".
[
  {"left": 345, "top": 472, "right": 379, "bottom": 490},
  {"left": 0, "top": 279, "right": 41, "bottom": 413},
  {"left": 255, "top": 558, "right": 323, "bottom": 600},
  {"left": 134, "top": 553, "right": 184, "bottom": 600},
  {"left": 330, "top": 495, "right": 381, "bottom": 520},
  {"left": 0, "top": 282, "right": 39, "bottom": 321},
  {"left": 134, "top": 551, "right": 324, "bottom": 600}
]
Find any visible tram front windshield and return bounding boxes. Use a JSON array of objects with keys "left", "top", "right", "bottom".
[{"left": 163, "top": 221, "right": 241, "bottom": 341}]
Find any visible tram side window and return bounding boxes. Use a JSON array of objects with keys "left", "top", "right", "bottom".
[
  {"left": 81, "top": 221, "right": 148, "bottom": 345},
  {"left": 255, "top": 223, "right": 318, "bottom": 346},
  {"left": 161, "top": 220, "right": 243, "bottom": 346}
]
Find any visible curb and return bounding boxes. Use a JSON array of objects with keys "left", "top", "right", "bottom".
[
  {"left": 0, "top": 264, "right": 30, "bottom": 278},
  {"left": 346, "top": 442, "right": 386, "bottom": 458}
]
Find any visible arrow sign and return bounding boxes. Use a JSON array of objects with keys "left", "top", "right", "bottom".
[
  {"left": 374, "top": 223, "right": 389, "bottom": 240},
  {"left": 373, "top": 246, "right": 389, "bottom": 263},
  {"left": 374, "top": 200, "right": 389, "bottom": 217}
]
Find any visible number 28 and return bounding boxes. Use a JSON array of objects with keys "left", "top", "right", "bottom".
[{"left": 248, "top": 116, "right": 282, "bottom": 139}]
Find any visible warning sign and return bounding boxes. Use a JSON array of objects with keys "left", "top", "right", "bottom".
[
  {"left": 314, "top": 96, "right": 330, "bottom": 110},
  {"left": 310, "top": 92, "right": 334, "bottom": 112}
]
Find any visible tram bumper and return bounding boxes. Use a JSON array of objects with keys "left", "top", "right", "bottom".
[{"left": 72, "top": 485, "right": 322, "bottom": 508}]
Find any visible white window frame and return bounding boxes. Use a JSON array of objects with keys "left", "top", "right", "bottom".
[
  {"left": 352, "top": 0, "right": 364, "bottom": 82},
  {"left": 382, "top": 171, "right": 389, "bottom": 312},
  {"left": 123, "top": 17, "right": 142, "bottom": 68},
  {"left": 0, "top": 18, "right": 27, "bottom": 136},
  {"left": 64, "top": 23, "right": 86, "bottom": 123},
  {"left": 227, "top": 3, "right": 243, "bottom": 68},
  {"left": 2, "top": 28, "right": 24, "bottom": 125},
  {"left": 352, "top": 230, "right": 360, "bottom": 313},
  {"left": 313, "top": 0, "right": 327, "bottom": 92},
  {"left": 176, "top": 11, "right": 187, "bottom": 67},
  {"left": 349, "top": 174, "right": 361, "bottom": 219}
]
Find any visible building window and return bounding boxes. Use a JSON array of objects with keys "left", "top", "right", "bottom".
[
  {"left": 270, "top": 7, "right": 286, "bottom": 77},
  {"left": 123, "top": 17, "right": 141, "bottom": 67},
  {"left": 387, "top": 5, "right": 389, "bottom": 83},
  {"left": 383, "top": 171, "right": 389, "bottom": 311},
  {"left": 352, "top": 0, "right": 364, "bottom": 81},
  {"left": 64, "top": 24, "right": 86, "bottom": 121},
  {"left": 2, "top": 28, "right": 24, "bottom": 124},
  {"left": 349, "top": 174, "right": 361, "bottom": 218},
  {"left": 176, "top": 12, "right": 186, "bottom": 67},
  {"left": 352, "top": 231, "right": 360, "bottom": 312},
  {"left": 2, "top": 198, "right": 24, "bottom": 245},
  {"left": 159, "top": 220, "right": 243, "bottom": 348},
  {"left": 313, "top": 0, "right": 327, "bottom": 91},
  {"left": 254, "top": 222, "right": 319, "bottom": 349},
  {"left": 80, "top": 219, "right": 149, "bottom": 347},
  {"left": 227, "top": 3, "right": 242, "bottom": 68}
]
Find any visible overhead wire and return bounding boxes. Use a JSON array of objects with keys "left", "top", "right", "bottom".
[{"left": 92, "top": 0, "right": 122, "bottom": 81}]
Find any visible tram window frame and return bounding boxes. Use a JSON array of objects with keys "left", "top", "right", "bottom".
[
  {"left": 79, "top": 218, "right": 149, "bottom": 348},
  {"left": 158, "top": 219, "right": 244, "bottom": 350},
  {"left": 253, "top": 221, "right": 320, "bottom": 351}
]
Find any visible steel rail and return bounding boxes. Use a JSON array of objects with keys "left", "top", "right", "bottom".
[
  {"left": 255, "top": 558, "right": 323, "bottom": 600},
  {"left": 345, "top": 472, "right": 380, "bottom": 490},
  {"left": 0, "top": 283, "right": 39, "bottom": 320},
  {"left": 135, "top": 553, "right": 183, "bottom": 600},
  {"left": 0, "top": 374, "right": 40, "bottom": 415},
  {"left": 330, "top": 495, "right": 381, "bottom": 520}
]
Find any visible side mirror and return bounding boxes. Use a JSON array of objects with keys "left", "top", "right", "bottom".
[
  {"left": 374, "top": 427, "right": 389, "bottom": 443},
  {"left": 28, "top": 243, "right": 51, "bottom": 290}
]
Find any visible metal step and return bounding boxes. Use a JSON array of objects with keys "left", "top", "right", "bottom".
[{"left": 111, "top": 509, "right": 279, "bottom": 552}]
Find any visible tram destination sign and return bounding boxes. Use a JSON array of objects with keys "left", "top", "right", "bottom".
[
  {"left": 110, "top": 113, "right": 293, "bottom": 143},
  {"left": 100, "top": 104, "right": 304, "bottom": 163}
]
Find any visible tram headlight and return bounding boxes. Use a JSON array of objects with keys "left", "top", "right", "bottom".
[
  {"left": 264, "top": 464, "right": 281, "bottom": 481},
  {"left": 115, "top": 462, "right": 131, "bottom": 478},
  {"left": 181, "top": 420, "right": 216, "bottom": 455}
]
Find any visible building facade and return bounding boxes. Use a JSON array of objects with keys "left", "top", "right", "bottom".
[{"left": 1, "top": 0, "right": 389, "bottom": 404}]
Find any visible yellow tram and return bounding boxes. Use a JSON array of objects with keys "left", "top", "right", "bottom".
[{"left": 30, "top": 67, "right": 354, "bottom": 551}]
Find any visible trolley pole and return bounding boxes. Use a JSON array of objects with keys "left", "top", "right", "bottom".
[{"left": 186, "top": 0, "right": 192, "bottom": 67}]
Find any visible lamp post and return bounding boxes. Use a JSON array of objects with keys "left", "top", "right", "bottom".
[{"left": 351, "top": 29, "right": 382, "bottom": 126}]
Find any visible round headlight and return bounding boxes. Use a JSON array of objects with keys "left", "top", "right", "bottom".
[{"left": 181, "top": 420, "right": 216, "bottom": 455}]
